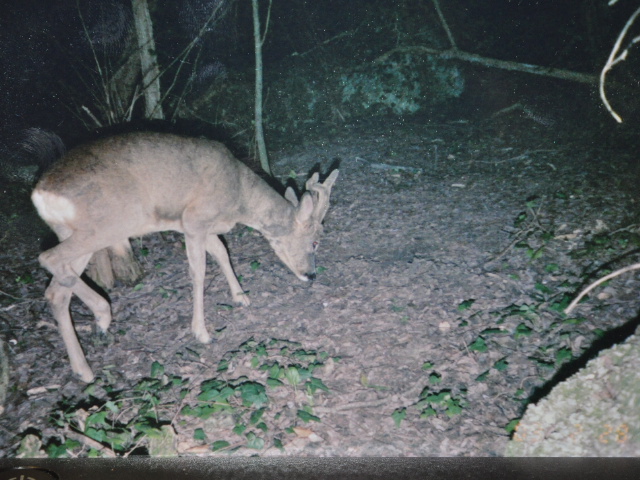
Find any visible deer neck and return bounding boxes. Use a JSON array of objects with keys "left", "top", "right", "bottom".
[{"left": 237, "top": 170, "right": 295, "bottom": 238}]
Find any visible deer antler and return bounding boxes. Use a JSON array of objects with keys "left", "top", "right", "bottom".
[{"left": 306, "top": 170, "right": 339, "bottom": 222}]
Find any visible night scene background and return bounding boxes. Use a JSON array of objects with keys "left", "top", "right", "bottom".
[{"left": 0, "top": 0, "right": 639, "bottom": 458}]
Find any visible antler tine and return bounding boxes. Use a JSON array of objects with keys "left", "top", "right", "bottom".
[
  {"left": 307, "top": 170, "right": 339, "bottom": 222},
  {"left": 305, "top": 172, "right": 320, "bottom": 191}
]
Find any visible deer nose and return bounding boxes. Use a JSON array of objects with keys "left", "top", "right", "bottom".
[{"left": 306, "top": 272, "right": 316, "bottom": 281}]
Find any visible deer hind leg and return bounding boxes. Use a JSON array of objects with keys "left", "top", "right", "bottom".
[
  {"left": 184, "top": 232, "right": 210, "bottom": 344},
  {"left": 45, "top": 277, "right": 94, "bottom": 382},
  {"left": 206, "top": 233, "right": 250, "bottom": 307},
  {"left": 39, "top": 241, "right": 113, "bottom": 332},
  {"left": 43, "top": 252, "right": 108, "bottom": 383}
]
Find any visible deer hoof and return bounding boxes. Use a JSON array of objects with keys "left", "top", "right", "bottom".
[
  {"left": 193, "top": 329, "right": 211, "bottom": 344},
  {"left": 76, "top": 368, "right": 95, "bottom": 383},
  {"left": 234, "top": 292, "right": 251, "bottom": 307}
]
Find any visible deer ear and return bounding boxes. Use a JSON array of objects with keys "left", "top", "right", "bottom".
[
  {"left": 284, "top": 187, "right": 299, "bottom": 207},
  {"left": 296, "top": 192, "right": 314, "bottom": 223}
]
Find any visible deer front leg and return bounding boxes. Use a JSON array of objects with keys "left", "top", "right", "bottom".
[
  {"left": 206, "top": 234, "right": 250, "bottom": 306},
  {"left": 185, "top": 233, "right": 210, "bottom": 344}
]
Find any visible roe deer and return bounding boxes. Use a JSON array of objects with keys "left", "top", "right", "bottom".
[{"left": 31, "top": 132, "right": 339, "bottom": 382}]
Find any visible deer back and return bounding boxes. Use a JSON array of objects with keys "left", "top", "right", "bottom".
[{"left": 32, "top": 132, "right": 253, "bottom": 241}]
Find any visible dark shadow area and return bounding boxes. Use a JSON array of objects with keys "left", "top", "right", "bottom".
[{"left": 527, "top": 312, "right": 640, "bottom": 407}]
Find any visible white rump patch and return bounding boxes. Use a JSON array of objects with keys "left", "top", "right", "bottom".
[{"left": 31, "top": 190, "right": 77, "bottom": 225}]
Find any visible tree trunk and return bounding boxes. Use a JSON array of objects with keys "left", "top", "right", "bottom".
[
  {"left": 252, "top": 0, "right": 271, "bottom": 175},
  {"left": 131, "top": 0, "right": 164, "bottom": 120},
  {"left": 86, "top": 0, "right": 161, "bottom": 287}
]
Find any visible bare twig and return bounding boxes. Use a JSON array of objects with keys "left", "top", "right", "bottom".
[
  {"left": 65, "top": 429, "right": 117, "bottom": 458},
  {"left": 291, "top": 30, "right": 356, "bottom": 58},
  {"left": 484, "top": 227, "right": 535, "bottom": 266},
  {"left": 600, "top": 6, "right": 640, "bottom": 123},
  {"left": 314, "top": 398, "right": 389, "bottom": 414},
  {"left": 81, "top": 105, "right": 104, "bottom": 128},
  {"left": 565, "top": 263, "right": 640, "bottom": 314},
  {"left": 432, "top": 0, "right": 457, "bottom": 49},
  {"left": 0, "top": 289, "right": 21, "bottom": 301},
  {"left": 156, "top": 1, "right": 227, "bottom": 114}
]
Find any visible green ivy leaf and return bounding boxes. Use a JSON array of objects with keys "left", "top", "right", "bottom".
[
  {"left": 297, "top": 410, "right": 320, "bottom": 423},
  {"left": 514, "top": 323, "right": 533, "bottom": 339},
  {"left": 212, "top": 440, "right": 230, "bottom": 451},
  {"left": 469, "top": 337, "right": 488, "bottom": 352},
  {"left": 392, "top": 408, "right": 406, "bottom": 427},
  {"left": 249, "top": 408, "right": 265, "bottom": 425},
  {"left": 240, "top": 382, "right": 268, "bottom": 408},
  {"left": 150, "top": 361, "right": 164, "bottom": 378},
  {"left": 256, "top": 422, "right": 268, "bottom": 432},
  {"left": 556, "top": 348, "right": 573, "bottom": 365},
  {"left": 419, "top": 407, "right": 437, "bottom": 418},
  {"left": 306, "top": 377, "right": 329, "bottom": 394},
  {"left": 493, "top": 358, "right": 509, "bottom": 371},
  {"left": 246, "top": 432, "right": 265, "bottom": 450},
  {"left": 505, "top": 419, "right": 520, "bottom": 434},
  {"left": 47, "top": 443, "right": 68, "bottom": 458},
  {"left": 86, "top": 411, "right": 109, "bottom": 428},
  {"left": 284, "top": 367, "right": 302, "bottom": 386},
  {"left": 458, "top": 299, "right": 475, "bottom": 311}
]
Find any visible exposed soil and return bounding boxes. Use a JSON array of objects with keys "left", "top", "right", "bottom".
[{"left": 1, "top": 88, "right": 639, "bottom": 457}]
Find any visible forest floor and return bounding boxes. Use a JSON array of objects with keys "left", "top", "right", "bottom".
[{"left": 1, "top": 90, "right": 639, "bottom": 457}]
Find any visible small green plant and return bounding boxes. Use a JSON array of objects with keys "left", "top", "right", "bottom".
[
  {"left": 571, "top": 230, "right": 640, "bottom": 259},
  {"left": 15, "top": 273, "right": 34, "bottom": 285},
  {"left": 182, "top": 338, "right": 333, "bottom": 451},
  {"left": 422, "top": 361, "right": 434, "bottom": 370},
  {"left": 514, "top": 323, "right": 533, "bottom": 339},
  {"left": 505, "top": 419, "right": 520, "bottom": 434},
  {"left": 555, "top": 347, "right": 573, "bottom": 366},
  {"left": 392, "top": 407, "right": 407, "bottom": 427},
  {"left": 156, "top": 287, "right": 175, "bottom": 299},
  {"left": 34, "top": 362, "right": 185, "bottom": 458},
  {"left": 468, "top": 336, "right": 488, "bottom": 352},
  {"left": 415, "top": 388, "right": 466, "bottom": 419},
  {"left": 20, "top": 339, "right": 334, "bottom": 457},
  {"left": 457, "top": 299, "right": 475, "bottom": 311},
  {"left": 493, "top": 358, "right": 509, "bottom": 372},
  {"left": 509, "top": 197, "right": 555, "bottom": 263}
]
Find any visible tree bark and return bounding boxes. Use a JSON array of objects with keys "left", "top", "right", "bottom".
[{"left": 131, "top": 0, "right": 164, "bottom": 120}]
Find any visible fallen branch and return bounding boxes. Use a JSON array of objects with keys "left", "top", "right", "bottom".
[
  {"left": 374, "top": 46, "right": 597, "bottom": 84},
  {"left": 374, "top": 0, "right": 597, "bottom": 85},
  {"left": 565, "top": 262, "right": 640, "bottom": 314}
]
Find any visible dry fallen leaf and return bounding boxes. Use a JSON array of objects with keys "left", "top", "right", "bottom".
[
  {"left": 438, "top": 321, "right": 451, "bottom": 332},
  {"left": 293, "top": 427, "right": 314, "bottom": 438},
  {"left": 181, "top": 445, "right": 211, "bottom": 454}
]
